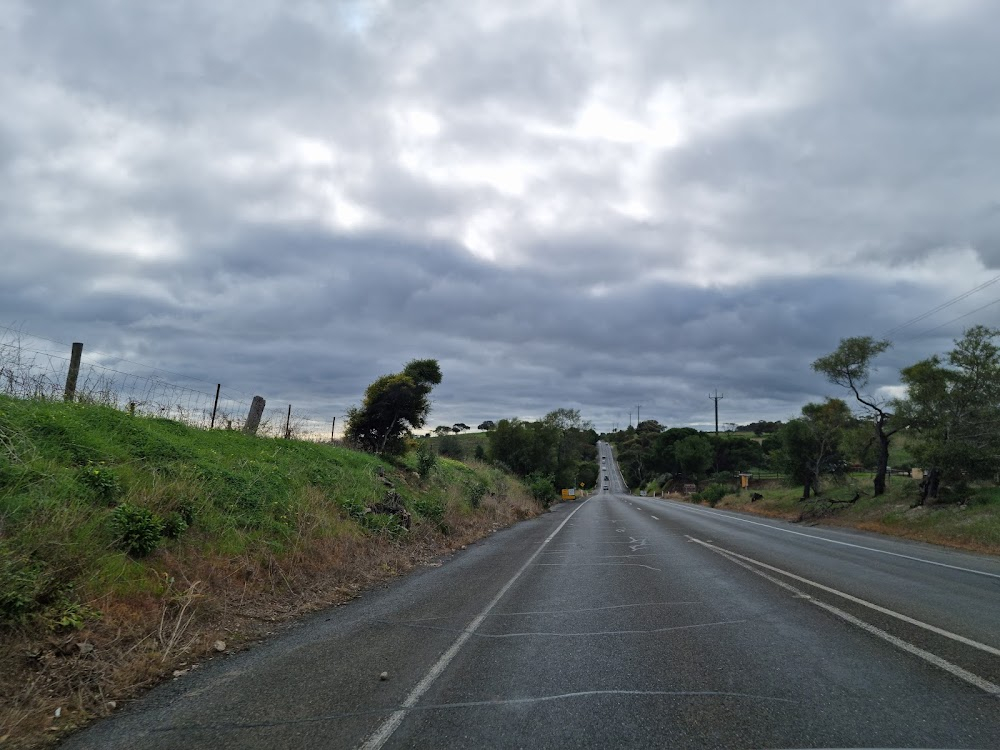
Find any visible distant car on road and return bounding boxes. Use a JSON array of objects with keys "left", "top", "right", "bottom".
[{"left": 603, "top": 483, "right": 609, "bottom": 490}]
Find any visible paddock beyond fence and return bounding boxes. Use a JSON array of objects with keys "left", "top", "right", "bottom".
[{"left": 0, "top": 326, "right": 339, "bottom": 442}]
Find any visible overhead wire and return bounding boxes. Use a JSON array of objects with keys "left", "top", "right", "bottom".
[{"left": 881, "top": 273, "right": 1000, "bottom": 340}]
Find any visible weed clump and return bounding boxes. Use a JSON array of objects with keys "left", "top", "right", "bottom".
[{"left": 110, "top": 503, "right": 164, "bottom": 556}]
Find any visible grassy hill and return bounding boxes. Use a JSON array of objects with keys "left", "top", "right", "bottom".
[
  {"left": 422, "top": 430, "right": 489, "bottom": 458},
  {"left": 0, "top": 396, "right": 539, "bottom": 747}
]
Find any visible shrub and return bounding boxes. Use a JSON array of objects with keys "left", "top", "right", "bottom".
[
  {"left": 700, "top": 484, "right": 728, "bottom": 507},
  {"left": 79, "top": 462, "right": 121, "bottom": 502},
  {"left": 527, "top": 473, "right": 556, "bottom": 507},
  {"left": 411, "top": 496, "right": 445, "bottom": 522},
  {"left": 416, "top": 440, "right": 437, "bottom": 479},
  {"left": 110, "top": 503, "right": 164, "bottom": 556},
  {"left": 161, "top": 512, "right": 189, "bottom": 539},
  {"left": 0, "top": 553, "right": 51, "bottom": 625},
  {"left": 466, "top": 479, "right": 488, "bottom": 509}
]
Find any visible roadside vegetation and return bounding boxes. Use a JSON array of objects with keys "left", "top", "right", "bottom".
[
  {"left": 608, "top": 326, "right": 1000, "bottom": 554},
  {"left": 0, "top": 391, "right": 540, "bottom": 747}
]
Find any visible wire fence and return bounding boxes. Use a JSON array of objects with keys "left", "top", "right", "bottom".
[{"left": 0, "top": 325, "right": 339, "bottom": 442}]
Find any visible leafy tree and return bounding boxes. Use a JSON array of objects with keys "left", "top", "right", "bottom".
[
  {"left": 896, "top": 326, "right": 1000, "bottom": 503},
  {"left": 673, "top": 435, "right": 714, "bottom": 479},
  {"left": 813, "top": 337, "right": 898, "bottom": 496},
  {"left": 775, "top": 399, "right": 854, "bottom": 499},
  {"left": 452, "top": 423, "right": 470, "bottom": 433},
  {"left": 712, "top": 436, "right": 765, "bottom": 473},
  {"left": 477, "top": 420, "right": 496, "bottom": 431},
  {"left": 487, "top": 410, "right": 597, "bottom": 489},
  {"left": 434, "top": 425, "right": 453, "bottom": 436},
  {"left": 345, "top": 359, "right": 442, "bottom": 455}
]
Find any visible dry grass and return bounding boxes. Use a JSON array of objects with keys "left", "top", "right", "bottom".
[{"left": 0, "top": 482, "right": 542, "bottom": 749}]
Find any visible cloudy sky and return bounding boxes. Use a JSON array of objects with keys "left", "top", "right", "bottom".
[{"left": 3, "top": 0, "right": 1000, "bottom": 433}]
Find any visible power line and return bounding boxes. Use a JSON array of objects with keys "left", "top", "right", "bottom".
[
  {"left": 906, "top": 295, "right": 1000, "bottom": 340},
  {"left": 882, "top": 273, "right": 1000, "bottom": 340}
]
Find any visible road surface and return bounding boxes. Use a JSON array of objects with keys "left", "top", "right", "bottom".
[{"left": 64, "top": 441, "right": 1000, "bottom": 749}]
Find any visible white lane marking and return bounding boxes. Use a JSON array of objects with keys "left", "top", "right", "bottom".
[
  {"left": 359, "top": 498, "right": 592, "bottom": 750},
  {"left": 651, "top": 515, "right": 660, "bottom": 520},
  {"left": 661, "top": 500, "right": 1000, "bottom": 580},
  {"left": 692, "top": 538, "right": 1000, "bottom": 697},
  {"left": 686, "top": 537, "right": 1000, "bottom": 658}
]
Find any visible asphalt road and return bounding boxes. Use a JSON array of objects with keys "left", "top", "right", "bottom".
[{"left": 64, "top": 442, "right": 1000, "bottom": 749}]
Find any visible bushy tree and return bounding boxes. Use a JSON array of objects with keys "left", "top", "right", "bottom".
[
  {"left": 813, "top": 337, "right": 898, "bottom": 495},
  {"left": 477, "top": 420, "right": 496, "bottom": 431},
  {"left": 775, "top": 399, "right": 854, "bottom": 499},
  {"left": 895, "top": 326, "right": 1000, "bottom": 503},
  {"left": 674, "top": 435, "right": 714, "bottom": 479},
  {"left": 345, "top": 359, "right": 442, "bottom": 455},
  {"left": 487, "top": 410, "right": 597, "bottom": 489}
]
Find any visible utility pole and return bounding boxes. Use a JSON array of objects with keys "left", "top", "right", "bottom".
[
  {"left": 709, "top": 390, "right": 724, "bottom": 435},
  {"left": 636, "top": 404, "right": 641, "bottom": 426},
  {"left": 628, "top": 410, "right": 632, "bottom": 428}
]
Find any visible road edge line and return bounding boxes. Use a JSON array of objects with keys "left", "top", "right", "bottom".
[
  {"left": 358, "top": 498, "right": 593, "bottom": 749},
  {"left": 687, "top": 536, "right": 1000, "bottom": 697},
  {"left": 658, "top": 499, "right": 1000, "bottom": 580},
  {"left": 685, "top": 537, "right": 1000, "bottom": 657}
]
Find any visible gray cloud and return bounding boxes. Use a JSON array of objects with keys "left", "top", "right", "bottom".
[{"left": 3, "top": 0, "right": 1000, "bottom": 434}]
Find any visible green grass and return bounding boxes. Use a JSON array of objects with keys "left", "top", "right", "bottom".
[
  {"left": 421, "top": 431, "right": 489, "bottom": 457},
  {"left": 681, "top": 474, "right": 1000, "bottom": 554},
  {"left": 0, "top": 396, "right": 525, "bottom": 629}
]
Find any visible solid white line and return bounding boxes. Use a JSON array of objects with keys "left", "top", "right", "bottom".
[
  {"left": 686, "top": 537, "right": 1000, "bottom": 657},
  {"left": 358, "top": 498, "right": 592, "bottom": 750},
  {"left": 661, "top": 500, "right": 1000, "bottom": 580},
  {"left": 692, "top": 538, "right": 1000, "bottom": 696},
  {"left": 651, "top": 515, "right": 659, "bottom": 520}
]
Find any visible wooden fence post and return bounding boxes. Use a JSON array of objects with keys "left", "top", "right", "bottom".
[
  {"left": 243, "top": 396, "right": 266, "bottom": 435},
  {"left": 331, "top": 416, "right": 336, "bottom": 442},
  {"left": 64, "top": 343, "right": 83, "bottom": 401},
  {"left": 210, "top": 383, "right": 221, "bottom": 429},
  {"left": 284, "top": 404, "right": 292, "bottom": 439}
]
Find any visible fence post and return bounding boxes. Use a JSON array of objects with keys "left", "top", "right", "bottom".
[
  {"left": 64, "top": 342, "right": 83, "bottom": 401},
  {"left": 331, "top": 416, "right": 336, "bottom": 442},
  {"left": 284, "top": 404, "right": 292, "bottom": 439},
  {"left": 210, "top": 384, "right": 221, "bottom": 429},
  {"left": 243, "top": 396, "right": 266, "bottom": 435}
]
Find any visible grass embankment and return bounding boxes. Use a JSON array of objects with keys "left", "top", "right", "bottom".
[
  {"left": 674, "top": 478, "right": 1000, "bottom": 555},
  {"left": 0, "top": 396, "right": 540, "bottom": 748}
]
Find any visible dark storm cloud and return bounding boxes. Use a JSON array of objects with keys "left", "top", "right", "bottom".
[{"left": 3, "top": 0, "right": 999, "bottom": 433}]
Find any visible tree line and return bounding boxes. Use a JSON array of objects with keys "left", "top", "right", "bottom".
[{"left": 606, "top": 326, "right": 1000, "bottom": 505}]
